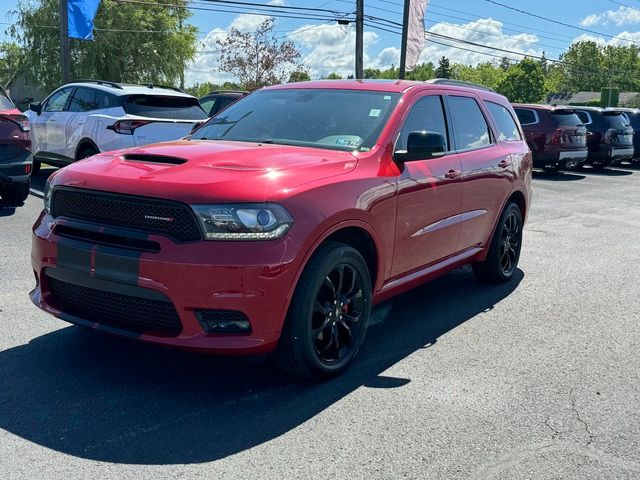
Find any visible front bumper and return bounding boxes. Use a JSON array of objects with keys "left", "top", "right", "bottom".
[{"left": 30, "top": 213, "right": 303, "bottom": 354}]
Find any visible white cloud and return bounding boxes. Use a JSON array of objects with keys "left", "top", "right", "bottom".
[
  {"left": 571, "top": 31, "right": 640, "bottom": 47},
  {"left": 581, "top": 7, "right": 640, "bottom": 27},
  {"left": 419, "top": 18, "right": 542, "bottom": 66}
]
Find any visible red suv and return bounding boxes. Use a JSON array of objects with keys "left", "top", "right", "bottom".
[{"left": 31, "top": 80, "right": 532, "bottom": 378}]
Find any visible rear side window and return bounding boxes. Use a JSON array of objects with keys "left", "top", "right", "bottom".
[
  {"left": 485, "top": 101, "right": 521, "bottom": 141},
  {"left": 125, "top": 95, "right": 207, "bottom": 120},
  {"left": 550, "top": 110, "right": 583, "bottom": 127},
  {"left": 602, "top": 112, "right": 630, "bottom": 129},
  {"left": 95, "top": 90, "right": 117, "bottom": 109},
  {"left": 575, "top": 111, "right": 592, "bottom": 125},
  {"left": 69, "top": 87, "right": 99, "bottom": 112},
  {"left": 0, "top": 94, "right": 15, "bottom": 110},
  {"left": 396, "top": 95, "right": 449, "bottom": 152},
  {"left": 448, "top": 96, "right": 491, "bottom": 150},
  {"left": 200, "top": 98, "right": 215, "bottom": 115},
  {"left": 514, "top": 108, "right": 538, "bottom": 126},
  {"left": 45, "top": 87, "right": 73, "bottom": 112}
]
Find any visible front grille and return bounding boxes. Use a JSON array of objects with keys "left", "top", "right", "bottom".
[
  {"left": 47, "top": 275, "right": 182, "bottom": 334},
  {"left": 51, "top": 188, "right": 202, "bottom": 242}
]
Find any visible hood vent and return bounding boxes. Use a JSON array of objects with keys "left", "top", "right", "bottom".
[{"left": 122, "top": 154, "right": 188, "bottom": 165}]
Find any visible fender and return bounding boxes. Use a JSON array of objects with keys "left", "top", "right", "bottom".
[{"left": 74, "top": 138, "right": 100, "bottom": 160}]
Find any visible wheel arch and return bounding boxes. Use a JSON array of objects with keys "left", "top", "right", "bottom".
[{"left": 74, "top": 138, "right": 100, "bottom": 160}]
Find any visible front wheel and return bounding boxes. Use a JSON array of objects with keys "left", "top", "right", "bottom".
[
  {"left": 472, "top": 202, "right": 523, "bottom": 283},
  {"left": 272, "top": 242, "right": 372, "bottom": 379}
]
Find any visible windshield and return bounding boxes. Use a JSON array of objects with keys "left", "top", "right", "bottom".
[
  {"left": 125, "top": 95, "right": 207, "bottom": 120},
  {"left": 191, "top": 88, "right": 401, "bottom": 151},
  {"left": 551, "top": 110, "right": 583, "bottom": 127}
]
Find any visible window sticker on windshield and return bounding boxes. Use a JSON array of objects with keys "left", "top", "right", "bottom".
[
  {"left": 335, "top": 138, "right": 360, "bottom": 147},
  {"left": 384, "top": 95, "right": 391, "bottom": 100},
  {"left": 369, "top": 108, "right": 382, "bottom": 117}
]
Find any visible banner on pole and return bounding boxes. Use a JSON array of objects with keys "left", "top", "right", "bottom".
[
  {"left": 68, "top": 0, "right": 102, "bottom": 41},
  {"left": 406, "top": 0, "right": 429, "bottom": 71}
]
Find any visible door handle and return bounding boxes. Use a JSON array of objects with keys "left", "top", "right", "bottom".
[
  {"left": 498, "top": 159, "right": 511, "bottom": 168},
  {"left": 445, "top": 169, "right": 460, "bottom": 179}
]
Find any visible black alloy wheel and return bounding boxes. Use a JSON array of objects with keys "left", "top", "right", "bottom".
[
  {"left": 472, "top": 202, "right": 523, "bottom": 283},
  {"left": 272, "top": 242, "right": 372, "bottom": 379}
]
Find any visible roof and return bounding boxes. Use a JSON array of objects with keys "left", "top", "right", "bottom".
[
  {"left": 63, "top": 81, "right": 194, "bottom": 98},
  {"left": 264, "top": 79, "right": 503, "bottom": 96},
  {"left": 512, "top": 103, "right": 576, "bottom": 111}
]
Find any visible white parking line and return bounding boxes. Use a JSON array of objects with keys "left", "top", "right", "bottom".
[{"left": 29, "top": 188, "right": 44, "bottom": 199}]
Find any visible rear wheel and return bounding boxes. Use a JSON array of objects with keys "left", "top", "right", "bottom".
[
  {"left": 1, "top": 180, "right": 30, "bottom": 204},
  {"left": 543, "top": 164, "right": 561, "bottom": 173},
  {"left": 472, "top": 202, "right": 523, "bottom": 283},
  {"left": 77, "top": 145, "right": 98, "bottom": 160},
  {"left": 272, "top": 242, "right": 372, "bottom": 379}
]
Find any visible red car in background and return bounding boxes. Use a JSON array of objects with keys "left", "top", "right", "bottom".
[
  {"left": 31, "top": 80, "right": 532, "bottom": 379},
  {"left": 0, "top": 87, "right": 32, "bottom": 203}
]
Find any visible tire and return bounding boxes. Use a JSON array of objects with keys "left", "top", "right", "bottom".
[
  {"left": 472, "top": 202, "right": 523, "bottom": 283},
  {"left": 77, "top": 145, "right": 98, "bottom": 160},
  {"left": 1, "top": 180, "right": 30, "bottom": 204},
  {"left": 272, "top": 242, "right": 372, "bottom": 379},
  {"left": 543, "top": 164, "right": 561, "bottom": 173},
  {"left": 591, "top": 162, "right": 606, "bottom": 170}
]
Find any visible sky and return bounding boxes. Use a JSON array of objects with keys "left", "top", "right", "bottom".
[{"left": 3, "top": 0, "right": 640, "bottom": 86}]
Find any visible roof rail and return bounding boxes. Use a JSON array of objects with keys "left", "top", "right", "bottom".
[
  {"left": 425, "top": 78, "right": 496, "bottom": 93},
  {"left": 145, "top": 84, "right": 185, "bottom": 93},
  {"left": 70, "top": 79, "right": 123, "bottom": 89},
  {"left": 206, "top": 90, "right": 248, "bottom": 95}
]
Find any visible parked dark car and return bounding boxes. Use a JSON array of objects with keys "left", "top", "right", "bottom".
[
  {"left": 199, "top": 90, "right": 247, "bottom": 116},
  {"left": 0, "top": 87, "right": 32, "bottom": 203},
  {"left": 611, "top": 107, "right": 640, "bottom": 164},
  {"left": 512, "top": 104, "right": 587, "bottom": 172},
  {"left": 573, "top": 107, "right": 634, "bottom": 169}
]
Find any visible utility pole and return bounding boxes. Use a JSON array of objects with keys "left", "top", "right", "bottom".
[
  {"left": 398, "top": 0, "right": 410, "bottom": 79},
  {"left": 59, "top": 0, "right": 70, "bottom": 84},
  {"left": 355, "top": 0, "right": 363, "bottom": 79}
]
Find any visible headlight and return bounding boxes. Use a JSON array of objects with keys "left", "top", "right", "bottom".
[
  {"left": 43, "top": 179, "right": 52, "bottom": 214},
  {"left": 191, "top": 203, "right": 293, "bottom": 240}
]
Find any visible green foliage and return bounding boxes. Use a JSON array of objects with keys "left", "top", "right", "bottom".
[
  {"left": 496, "top": 58, "right": 546, "bottom": 103},
  {"left": 10, "top": 0, "right": 198, "bottom": 93},
  {"left": 0, "top": 42, "right": 24, "bottom": 87},
  {"left": 288, "top": 68, "right": 311, "bottom": 83},
  {"left": 184, "top": 81, "right": 241, "bottom": 97},
  {"left": 406, "top": 62, "right": 434, "bottom": 81},
  {"left": 450, "top": 62, "right": 505, "bottom": 90},
  {"left": 434, "top": 56, "right": 451, "bottom": 78},
  {"left": 325, "top": 72, "right": 343, "bottom": 79}
]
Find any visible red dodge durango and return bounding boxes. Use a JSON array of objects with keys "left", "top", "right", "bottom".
[{"left": 31, "top": 79, "right": 532, "bottom": 378}]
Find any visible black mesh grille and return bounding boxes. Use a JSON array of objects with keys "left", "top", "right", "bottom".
[
  {"left": 48, "top": 276, "right": 182, "bottom": 334},
  {"left": 51, "top": 188, "right": 202, "bottom": 242}
]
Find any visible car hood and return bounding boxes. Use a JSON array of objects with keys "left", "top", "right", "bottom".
[{"left": 51, "top": 140, "right": 359, "bottom": 203}]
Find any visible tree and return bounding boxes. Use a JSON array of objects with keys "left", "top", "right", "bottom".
[
  {"left": 288, "top": 68, "right": 310, "bottom": 83},
  {"left": 0, "top": 42, "right": 24, "bottom": 87},
  {"left": 434, "top": 56, "right": 451, "bottom": 78},
  {"left": 326, "top": 72, "right": 343, "bottom": 79},
  {"left": 450, "top": 62, "right": 505, "bottom": 90},
  {"left": 406, "top": 62, "right": 435, "bottom": 81},
  {"left": 557, "top": 41, "right": 605, "bottom": 93},
  {"left": 10, "top": 0, "right": 198, "bottom": 93},
  {"left": 216, "top": 18, "right": 301, "bottom": 91},
  {"left": 496, "top": 58, "right": 546, "bottom": 103},
  {"left": 499, "top": 56, "right": 511, "bottom": 71}
]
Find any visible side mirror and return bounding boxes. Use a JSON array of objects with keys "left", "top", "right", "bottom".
[
  {"left": 29, "top": 102, "right": 42, "bottom": 115},
  {"left": 394, "top": 131, "right": 447, "bottom": 163},
  {"left": 189, "top": 121, "right": 204, "bottom": 134}
]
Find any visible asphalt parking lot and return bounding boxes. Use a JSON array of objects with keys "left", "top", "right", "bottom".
[{"left": 1, "top": 165, "right": 639, "bottom": 479}]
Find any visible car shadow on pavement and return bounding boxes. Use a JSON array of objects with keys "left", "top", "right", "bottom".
[
  {"left": 0, "top": 267, "right": 523, "bottom": 465},
  {"left": 580, "top": 167, "right": 635, "bottom": 176},
  {"left": 0, "top": 200, "right": 18, "bottom": 216},
  {"left": 532, "top": 171, "right": 586, "bottom": 181}
]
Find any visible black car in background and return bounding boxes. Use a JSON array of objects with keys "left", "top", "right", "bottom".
[
  {"left": 199, "top": 90, "right": 247, "bottom": 117},
  {"left": 0, "top": 87, "right": 32, "bottom": 203},
  {"left": 513, "top": 104, "right": 587, "bottom": 172},
  {"left": 611, "top": 108, "right": 640, "bottom": 164},
  {"left": 573, "top": 107, "right": 634, "bottom": 169}
]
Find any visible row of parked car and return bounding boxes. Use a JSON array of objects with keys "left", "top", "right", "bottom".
[
  {"left": 513, "top": 104, "right": 640, "bottom": 172},
  {"left": 0, "top": 81, "right": 245, "bottom": 203}
]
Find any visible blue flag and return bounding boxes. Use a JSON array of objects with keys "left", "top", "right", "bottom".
[{"left": 68, "top": 0, "right": 101, "bottom": 41}]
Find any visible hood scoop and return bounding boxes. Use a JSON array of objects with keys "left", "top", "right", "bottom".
[{"left": 122, "top": 153, "right": 188, "bottom": 165}]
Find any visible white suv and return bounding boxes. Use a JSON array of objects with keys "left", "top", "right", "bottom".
[{"left": 26, "top": 80, "right": 207, "bottom": 172}]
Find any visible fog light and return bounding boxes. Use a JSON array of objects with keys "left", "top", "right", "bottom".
[{"left": 196, "top": 310, "right": 251, "bottom": 334}]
